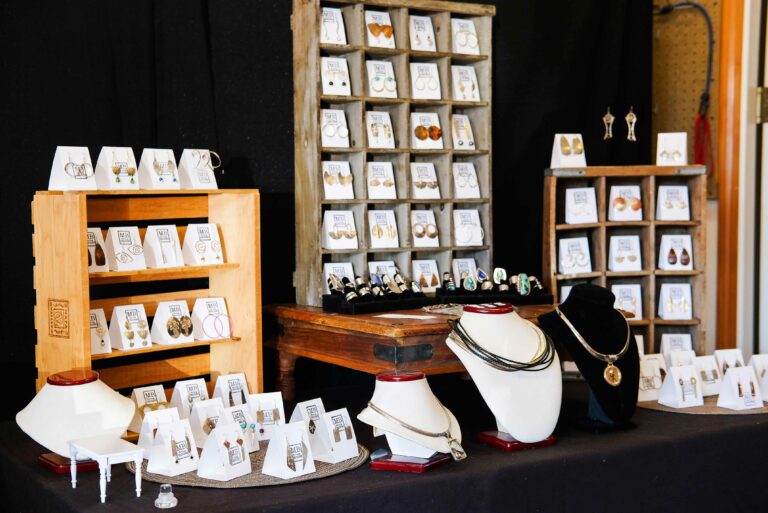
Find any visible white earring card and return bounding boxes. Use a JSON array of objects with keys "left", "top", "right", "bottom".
[
  {"left": 178, "top": 149, "right": 219, "bottom": 189},
  {"left": 656, "top": 132, "right": 688, "bottom": 166},
  {"left": 694, "top": 355, "right": 722, "bottom": 396},
  {"left": 410, "top": 163, "right": 440, "bottom": 199},
  {"left": 171, "top": 378, "right": 209, "bottom": 419},
  {"left": 660, "top": 333, "right": 693, "bottom": 365},
  {"left": 658, "top": 365, "right": 704, "bottom": 408},
  {"left": 560, "top": 285, "right": 573, "bottom": 303},
  {"left": 550, "top": 134, "right": 587, "bottom": 168},
  {"left": 410, "top": 63, "right": 441, "bottom": 100},
  {"left": 409, "top": 15, "right": 436, "bottom": 52},
  {"left": 366, "top": 60, "right": 397, "bottom": 98},
  {"left": 453, "top": 209, "right": 484, "bottom": 246},
  {"left": 558, "top": 237, "right": 592, "bottom": 274},
  {"left": 323, "top": 262, "right": 355, "bottom": 294},
  {"left": 612, "top": 284, "right": 643, "bottom": 320},
  {"left": 608, "top": 185, "right": 643, "bottom": 221},
  {"left": 213, "top": 373, "right": 250, "bottom": 408},
  {"left": 138, "top": 407, "right": 181, "bottom": 456},
  {"left": 451, "top": 18, "right": 480, "bottom": 55},
  {"left": 289, "top": 399, "right": 331, "bottom": 464},
  {"left": 368, "top": 210, "right": 399, "bottom": 249},
  {"left": 138, "top": 149, "right": 180, "bottom": 190},
  {"left": 564, "top": 187, "right": 598, "bottom": 224},
  {"left": 658, "top": 283, "right": 693, "bottom": 320},
  {"left": 451, "top": 115, "right": 476, "bottom": 150},
  {"left": 367, "top": 161, "right": 397, "bottom": 200},
  {"left": 129, "top": 384, "right": 171, "bottom": 433},
  {"left": 322, "top": 57, "right": 352, "bottom": 97},
  {"left": 452, "top": 162, "right": 480, "bottom": 199},
  {"left": 190, "top": 398, "right": 225, "bottom": 447},
  {"left": 109, "top": 304, "right": 151, "bottom": 351},
  {"left": 451, "top": 65, "right": 480, "bottom": 102},
  {"left": 95, "top": 146, "right": 139, "bottom": 190},
  {"left": 658, "top": 234, "right": 694, "bottom": 271},
  {"left": 669, "top": 350, "right": 696, "bottom": 367},
  {"left": 365, "top": 10, "right": 395, "bottom": 49},
  {"left": 322, "top": 161, "right": 354, "bottom": 200},
  {"left": 49, "top": 146, "right": 97, "bottom": 191},
  {"left": 714, "top": 348, "right": 746, "bottom": 376},
  {"left": 143, "top": 225, "right": 183, "bottom": 269},
  {"left": 320, "top": 109, "right": 350, "bottom": 148},
  {"left": 197, "top": 425, "right": 251, "bottom": 481},
  {"left": 412, "top": 259, "right": 441, "bottom": 293},
  {"left": 150, "top": 300, "right": 194, "bottom": 346},
  {"left": 411, "top": 210, "right": 439, "bottom": 248},
  {"left": 147, "top": 418, "right": 199, "bottom": 477},
  {"left": 717, "top": 366, "right": 764, "bottom": 410},
  {"left": 366, "top": 111, "right": 395, "bottom": 149},
  {"left": 219, "top": 405, "right": 259, "bottom": 453},
  {"left": 452, "top": 257, "right": 478, "bottom": 285},
  {"left": 635, "top": 334, "right": 645, "bottom": 356},
  {"left": 86, "top": 228, "right": 109, "bottom": 273},
  {"left": 656, "top": 185, "right": 691, "bottom": 221},
  {"left": 608, "top": 235, "right": 642, "bottom": 272},
  {"left": 247, "top": 392, "right": 286, "bottom": 441},
  {"left": 644, "top": 353, "right": 668, "bottom": 376},
  {"left": 105, "top": 226, "right": 146, "bottom": 271},
  {"left": 322, "top": 210, "right": 358, "bottom": 250},
  {"left": 89, "top": 308, "right": 112, "bottom": 356},
  {"left": 638, "top": 356, "right": 663, "bottom": 402},
  {"left": 314, "top": 408, "right": 359, "bottom": 464},
  {"left": 410, "top": 112, "right": 443, "bottom": 150},
  {"left": 262, "top": 422, "right": 316, "bottom": 480},
  {"left": 368, "top": 260, "right": 397, "bottom": 284},
  {"left": 191, "top": 297, "right": 231, "bottom": 341},
  {"left": 182, "top": 223, "right": 224, "bottom": 266},
  {"left": 749, "top": 354, "right": 768, "bottom": 397},
  {"left": 320, "top": 7, "right": 347, "bottom": 45}
]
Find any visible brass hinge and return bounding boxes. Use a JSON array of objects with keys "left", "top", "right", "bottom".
[{"left": 757, "top": 87, "right": 768, "bottom": 124}]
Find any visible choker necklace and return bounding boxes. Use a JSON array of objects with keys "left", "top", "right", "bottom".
[
  {"left": 447, "top": 319, "right": 555, "bottom": 372},
  {"left": 555, "top": 307, "right": 630, "bottom": 386},
  {"left": 366, "top": 401, "right": 466, "bottom": 461}
]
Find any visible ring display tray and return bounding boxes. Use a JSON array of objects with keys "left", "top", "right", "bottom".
[
  {"left": 477, "top": 432, "right": 556, "bottom": 452},
  {"left": 322, "top": 294, "right": 436, "bottom": 314},
  {"left": 434, "top": 288, "right": 553, "bottom": 305}
]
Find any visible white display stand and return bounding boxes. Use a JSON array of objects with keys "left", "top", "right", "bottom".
[
  {"left": 289, "top": 398, "right": 332, "bottom": 462},
  {"left": 560, "top": 285, "right": 573, "bottom": 303},
  {"left": 409, "top": 15, "right": 436, "bottom": 51},
  {"left": 638, "top": 356, "right": 664, "bottom": 402},
  {"left": 323, "top": 262, "right": 355, "bottom": 294},
  {"left": 451, "top": 114, "right": 475, "bottom": 150},
  {"left": 660, "top": 333, "right": 694, "bottom": 365},
  {"left": 189, "top": 398, "right": 225, "bottom": 447},
  {"left": 105, "top": 226, "right": 146, "bottom": 271},
  {"left": 320, "top": 109, "right": 350, "bottom": 148},
  {"left": 86, "top": 228, "right": 109, "bottom": 273},
  {"left": 178, "top": 149, "right": 219, "bottom": 189},
  {"left": 322, "top": 161, "right": 354, "bottom": 200},
  {"left": 137, "top": 149, "right": 180, "bottom": 190},
  {"left": 151, "top": 300, "right": 194, "bottom": 346},
  {"left": 368, "top": 260, "right": 396, "bottom": 283},
  {"left": 261, "top": 422, "right": 316, "bottom": 479},
  {"left": 658, "top": 365, "right": 704, "bottom": 408},
  {"left": 143, "top": 225, "right": 183, "bottom": 269},
  {"left": 322, "top": 57, "right": 352, "bottom": 97},
  {"left": 558, "top": 237, "right": 592, "bottom": 274},
  {"left": 409, "top": 62, "right": 441, "bottom": 100},
  {"left": 314, "top": 408, "right": 358, "bottom": 464},
  {"left": 109, "top": 304, "right": 151, "bottom": 351},
  {"left": 669, "top": 349, "right": 696, "bottom": 367},
  {"left": 365, "top": 10, "right": 395, "bottom": 48},
  {"left": 453, "top": 209, "right": 484, "bottom": 246},
  {"left": 381, "top": 430, "right": 435, "bottom": 458},
  {"left": 68, "top": 436, "right": 144, "bottom": 504},
  {"left": 717, "top": 366, "right": 764, "bottom": 410},
  {"left": 635, "top": 334, "right": 644, "bottom": 356},
  {"left": 219, "top": 405, "right": 259, "bottom": 453},
  {"left": 322, "top": 210, "right": 358, "bottom": 250},
  {"left": 658, "top": 234, "right": 694, "bottom": 271},
  {"left": 182, "top": 223, "right": 224, "bottom": 266},
  {"left": 366, "top": 111, "right": 395, "bottom": 149},
  {"left": 714, "top": 348, "right": 746, "bottom": 376},
  {"left": 95, "top": 146, "right": 139, "bottom": 190},
  {"left": 564, "top": 187, "right": 598, "bottom": 224},
  {"left": 170, "top": 378, "right": 209, "bottom": 419},
  {"left": 410, "top": 112, "right": 443, "bottom": 150},
  {"left": 137, "top": 407, "right": 179, "bottom": 456},
  {"left": 247, "top": 392, "right": 286, "bottom": 441},
  {"left": 656, "top": 132, "right": 688, "bottom": 166},
  {"left": 410, "top": 162, "right": 440, "bottom": 199},
  {"left": 146, "top": 418, "right": 198, "bottom": 477},
  {"left": 213, "top": 373, "right": 250, "bottom": 408},
  {"left": 129, "top": 384, "right": 170, "bottom": 433},
  {"left": 694, "top": 355, "right": 722, "bottom": 396},
  {"left": 89, "top": 308, "right": 112, "bottom": 356},
  {"left": 749, "top": 354, "right": 768, "bottom": 397},
  {"left": 411, "top": 210, "right": 439, "bottom": 248},
  {"left": 658, "top": 283, "right": 693, "bottom": 320},
  {"left": 191, "top": 297, "right": 231, "bottom": 341},
  {"left": 608, "top": 185, "right": 643, "bottom": 221},
  {"left": 656, "top": 185, "right": 691, "bottom": 221},
  {"left": 550, "top": 134, "right": 587, "bottom": 168},
  {"left": 412, "top": 259, "right": 441, "bottom": 293},
  {"left": 320, "top": 7, "right": 347, "bottom": 45},
  {"left": 368, "top": 210, "right": 399, "bottom": 249},
  {"left": 49, "top": 146, "right": 97, "bottom": 191},
  {"left": 608, "top": 235, "right": 642, "bottom": 272},
  {"left": 452, "top": 257, "right": 477, "bottom": 285},
  {"left": 451, "top": 18, "right": 479, "bottom": 55},
  {"left": 197, "top": 425, "right": 251, "bottom": 481},
  {"left": 644, "top": 353, "right": 668, "bottom": 377},
  {"left": 367, "top": 161, "right": 396, "bottom": 199},
  {"left": 366, "top": 60, "right": 397, "bottom": 98},
  {"left": 452, "top": 162, "right": 480, "bottom": 198},
  {"left": 451, "top": 65, "right": 480, "bottom": 101},
  {"left": 612, "top": 284, "right": 643, "bottom": 319}
]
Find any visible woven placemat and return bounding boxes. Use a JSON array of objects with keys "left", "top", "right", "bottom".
[
  {"left": 125, "top": 440, "right": 369, "bottom": 488},
  {"left": 638, "top": 396, "right": 768, "bottom": 415}
]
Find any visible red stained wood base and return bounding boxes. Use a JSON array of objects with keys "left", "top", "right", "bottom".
[
  {"left": 38, "top": 453, "right": 99, "bottom": 474},
  {"left": 369, "top": 452, "right": 452, "bottom": 473},
  {"left": 477, "top": 431, "right": 557, "bottom": 452}
]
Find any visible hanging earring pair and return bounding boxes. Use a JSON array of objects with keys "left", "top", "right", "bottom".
[{"left": 602, "top": 106, "right": 637, "bottom": 142}]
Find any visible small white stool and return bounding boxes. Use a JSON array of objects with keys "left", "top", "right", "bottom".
[{"left": 68, "top": 435, "right": 144, "bottom": 504}]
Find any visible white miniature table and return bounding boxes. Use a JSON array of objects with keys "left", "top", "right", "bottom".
[{"left": 68, "top": 435, "right": 144, "bottom": 504}]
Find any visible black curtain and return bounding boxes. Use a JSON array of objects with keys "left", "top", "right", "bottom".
[{"left": 0, "top": 0, "right": 650, "bottom": 420}]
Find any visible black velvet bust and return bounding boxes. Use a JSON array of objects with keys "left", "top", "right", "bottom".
[{"left": 539, "top": 284, "right": 639, "bottom": 424}]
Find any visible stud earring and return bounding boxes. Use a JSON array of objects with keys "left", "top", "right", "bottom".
[
  {"left": 560, "top": 135, "right": 572, "bottom": 155},
  {"left": 603, "top": 107, "right": 614, "bottom": 140},
  {"left": 625, "top": 106, "right": 637, "bottom": 142}
]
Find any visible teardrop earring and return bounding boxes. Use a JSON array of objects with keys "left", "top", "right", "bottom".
[
  {"left": 680, "top": 248, "right": 691, "bottom": 266},
  {"left": 667, "top": 248, "right": 678, "bottom": 265},
  {"left": 560, "top": 135, "right": 572, "bottom": 156}
]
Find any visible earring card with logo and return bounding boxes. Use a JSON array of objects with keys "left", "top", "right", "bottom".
[
  {"left": 262, "top": 422, "right": 316, "bottom": 479},
  {"left": 410, "top": 112, "right": 443, "bottom": 150},
  {"left": 669, "top": 349, "right": 696, "bottom": 367},
  {"left": 89, "top": 308, "right": 112, "bottom": 356},
  {"left": 717, "top": 366, "right": 764, "bottom": 411},
  {"left": 367, "top": 162, "right": 396, "bottom": 199},
  {"left": 130, "top": 385, "right": 171, "bottom": 433},
  {"left": 453, "top": 209, "right": 483, "bottom": 246},
  {"left": 320, "top": 109, "right": 351, "bottom": 148},
  {"left": 365, "top": 10, "right": 395, "bottom": 48},
  {"left": 315, "top": 408, "right": 358, "bottom": 464},
  {"left": 95, "top": 146, "right": 140, "bottom": 190},
  {"left": 611, "top": 283, "right": 643, "bottom": 320},
  {"left": 178, "top": 149, "right": 219, "bottom": 189},
  {"left": 451, "top": 18, "right": 480, "bottom": 55},
  {"left": 366, "top": 60, "right": 397, "bottom": 98},
  {"left": 322, "top": 161, "right": 354, "bottom": 200},
  {"left": 320, "top": 7, "right": 347, "bottom": 45},
  {"left": 564, "top": 187, "right": 598, "bottom": 224},
  {"left": 748, "top": 354, "right": 768, "bottom": 397},
  {"left": 147, "top": 418, "right": 199, "bottom": 477},
  {"left": 451, "top": 115, "right": 476, "bottom": 151},
  {"left": 213, "top": 373, "right": 250, "bottom": 409},
  {"left": 409, "top": 15, "right": 436, "bottom": 51},
  {"left": 410, "top": 163, "right": 440, "bottom": 199},
  {"left": 105, "top": 226, "right": 146, "bottom": 271},
  {"left": 171, "top": 378, "right": 209, "bottom": 420},
  {"left": 219, "top": 405, "right": 259, "bottom": 453},
  {"left": 694, "top": 355, "right": 722, "bottom": 396},
  {"left": 452, "top": 257, "right": 478, "bottom": 285},
  {"left": 550, "top": 134, "right": 587, "bottom": 168},
  {"left": 411, "top": 210, "right": 439, "bottom": 248},
  {"left": 191, "top": 297, "right": 231, "bottom": 341},
  {"left": 189, "top": 397, "right": 226, "bottom": 447},
  {"left": 108, "top": 304, "right": 151, "bottom": 351},
  {"left": 656, "top": 132, "right": 688, "bottom": 166},
  {"left": 409, "top": 62, "right": 441, "bottom": 100},
  {"left": 644, "top": 353, "right": 668, "bottom": 374},
  {"left": 608, "top": 235, "right": 642, "bottom": 272},
  {"left": 638, "top": 356, "right": 663, "bottom": 402},
  {"left": 197, "top": 424, "right": 252, "bottom": 481},
  {"left": 247, "top": 392, "right": 286, "bottom": 441},
  {"left": 660, "top": 333, "right": 693, "bottom": 365},
  {"left": 713, "top": 348, "right": 746, "bottom": 377},
  {"left": 368, "top": 210, "right": 399, "bottom": 249},
  {"left": 137, "top": 148, "right": 180, "bottom": 190},
  {"left": 658, "top": 234, "right": 693, "bottom": 271},
  {"left": 289, "top": 398, "right": 330, "bottom": 465},
  {"left": 323, "top": 262, "right": 355, "bottom": 294},
  {"left": 143, "top": 225, "right": 183, "bottom": 269},
  {"left": 366, "top": 111, "right": 395, "bottom": 149},
  {"left": 322, "top": 210, "right": 358, "bottom": 250},
  {"left": 322, "top": 57, "right": 352, "bottom": 97},
  {"left": 86, "top": 228, "right": 109, "bottom": 273},
  {"left": 151, "top": 300, "right": 194, "bottom": 346},
  {"left": 558, "top": 237, "right": 592, "bottom": 275},
  {"left": 656, "top": 185, "right": 690, "bottom": 220},
  {"left": 658, "top": 364, "right": 704, "bottom": 408},
  {"left": 49, "top": 146, "right": 97, "bottom": 191},
  {"left": 608, "top": 185, "right": 643, "bottom": 221},
  {"left": 452, "top": 162, "right": 480, "bottom": 199},
  {"left": 138, "top": 407, "right": 181, "bottom": 456},
  {"left": 451, "top": 65, "right": 480, "bottom": 102},
  {"left": 412, "top": 259, "right": 440, "bottom": 293},
  {"left": 368, "top": 260, "right": 397, "bottom": 283},
  {"left": 182, "top": 223, "right": 224, "bottom": 266},
  {"left": 658, "top": 283, "right": 693, "bottom": 320}
]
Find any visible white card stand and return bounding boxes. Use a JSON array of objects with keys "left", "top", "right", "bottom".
[
  {"left": 89, "top": 309, "right": 112, "bottom": 356},
  {"left": 247, "top": 392, "right": 286, "bottom": 441},
  {"left": 322, "top": 57, "right": 352, "bottom": 97},
  {"left": 451, "top": 65, "right": 480, "bottom": 101},
  {"left": 86, "top": 228, "right": 109, "bottom": 273},
  {"left": 658, "top": 365, "right": 704, "bottom": 408},
  {"left": 453, "top": 209, "right": 484, "bottom": 246},
  {"left": 608, "top": 235, "right": 642, "bottom": 272},
  {"left": 365, "top": 10, "right": 395, "bottom": 48},
  {"left": 143, "top": 225, "right": 183, "bottom": 269},
  {"left": 608, "top": 185, "right": 643, "bottom": 221},
  {"left": 323, "top": 262, "right": 355, "bottom": 294},
  {"left": 368, "top": 260, "right": 397, "bottom": 284},
  {"left": 656, "top": 132, "right": 688, "bottom": 166},
  {"left": 412, "top": 259, "right": 441, "bottom": 293},
  {"left": 95, "top": 146, "right": 140, "bottom": 190},
  {"left": 289, "top": 399, "right": 331, "bottom": 462},
  {"left": 381, "top": 429, "right": 435, "bottom": 458},
  {"left": 314, "top": 408, "right": 358, "bottom": 464},
  {"left": 658, "top": 283, "right": 693, "bottom": 320},
  {"left": 320, "top": 7, "right": 347, "bottom": 45},
  {"left": 368, "top": 210, "right": 399, "bottom": 249},
  {"left": 129, "top": 385, "right": 170, "bottom": 433},
  {"left": 109, "top": 305, "right": 151, "bottom": 351},
  {"left": 196, "top": 425, "right": 251, "bottom": 481},
  {"left": 558, "top": 237, "right": 592, "bottom": 274},
  {"left": 261, "top": 422, "right": 316, "bottom": 479},
  {"left": 560, "top": 285, "right": 573, "bottom": 303},
  {"left": 453, "top": 162, "right": 480, "bottom": 199},
  {"left": 219, "top": 405, "right": 259, "bottom": 453},
  {"left": 635, "top": 335, "right": 644, "bottom": 357},
  {"left": 191, "top": 297, "right": 231, "bottom": 341},
  {"left": 658, "top": 234, "right": 694, "bottom": 271},
  {"left": 452, "top": 257, "right": 478, "bottom": 285},
  {"left": 320, "top": 109, "right": 350, "bottom": 148},
  {"left": 749, "top": 354, "right": 768, "bottom": 397},
  {"left": 612, "top": 284, "right": 643, "bottom": 320},
  {"left": 366, "top": 60, "right": 397, "bottom": 98},
  {"left": 137, "top": 149, "right": 180, "bottom": 190},
  {"left": 410, "top": 112, "right": 443, "bottom": 150},
  {"left": 717, "top": 366, "right": 764, "bottom": 410},
  {"left": 367, "top": 162, "right": 396, "bottom": 200},
  {"left": 550, "top": 133, "right": 587, "bottom": 168},
  {"left": 410, "top": 62, "right": 441, "bottom": 100},
  {"left": 322, "top": 210, "right": 359, "bottom": 250},
  {"left": 49, "top": 146, "right": 97, "bottom": 191},
  {"left": 105, "top": 227, "right": 146, "bottom": 271},
  {"left": 694, "top": 355, "right": 722, "bottom": 396},
  {"left": 213, "top": 373, "right": 250, "bottom": 408},
  {"left": 178, "top": 149, "right": 219, "bottom": 189},
  {"left": 411, "top": 210, "right": 439, "bottom": 248},
  {"left": 182, "top": 223, "right": 224, "bottom": 266},
  {"left": 151, "top": 301, "right": 194, "bottom": 346},
  {"left": 714, "top": 348, "right": 746, "bottom": 376},
  {"left": 409, "top": 15, "right": 436, "bottom": 52},
  {"left": 138, "top": 408, "right": 180, "bottom": 456},
  {"left": 638, "top": 357, "right": 664, "bottom": 402},
  {"left": 411, "top": 163, "right": 440, "bottom": 199},
  {"left": 366, "top": 111, "right": 395, "bottom": 149},
  {"left": 656, "top": 185, "right": 691, "bottom": 221},
  {"left": 644, "top": 353, "right": 668, "bottom": 377},
  {"left": 170, "top": 378, "right": 209, "bottom": 420},
  {"left": 451, "top": 114, "right": 476, "bottom": 150},
  {"left": 564, "top": 187, "right": 598, "bottom": 224},
  {"left": 660, "top": 333, "right": 693, "bottom": 365},
  {"left": 451, "top": 18, "right": 480, "bottom": 55},
  {"left": 189, "top": 398, "right": 225, "bottom": 447},
  {"left": 669, "top": 350, "right": 696, "bottom": 367},
  {"left": 322, "top": 161, "right": 354, "bottom": 200},
  {"left": 147, "top": 418, "right": 198, "bottom": 477}
]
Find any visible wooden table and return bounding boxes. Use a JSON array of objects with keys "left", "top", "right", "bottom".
[{"left": 269, "top": 305, "right": 553, "bottom": 399}]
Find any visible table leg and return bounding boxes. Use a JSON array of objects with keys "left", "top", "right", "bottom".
[
  {"left": 98, "top": 462, "right": 107, "bottom": 503},
  {"left": 278, "top": 351, "right": 298, "bottom": 401},
  {"left": 69, "top": 446, "right": 77, "bottom": 489},
  {"left": 134, "top": 455, "right": 142, "bottom": 497},
  {"left": 106, "top": 459, "right": 111, "bottom": 483}
]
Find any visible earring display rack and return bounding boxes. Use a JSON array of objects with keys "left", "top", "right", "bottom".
[
  {"left": 293, "top": 0, "right": 495, "bottom": 307},
  {"left": 31, "top": 190, "right": 262, "bottom": 393},
  {"left": 542, "top": 165, "right": 707, "bottom": 354}
]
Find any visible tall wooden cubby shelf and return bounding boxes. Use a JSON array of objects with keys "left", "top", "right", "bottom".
[
  {"left": 32, "top": 190, "right": 262, "bottom": 393},
  {"left": 293, "top": 0, "right": 495, "bottom": 306},
  {"left": 542, "top": 166, "right": 707, "bottom": 354}
]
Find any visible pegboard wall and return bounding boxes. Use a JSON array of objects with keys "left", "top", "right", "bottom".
[{"left": 652, "top": 0, "right": 721, "bottom": 198}]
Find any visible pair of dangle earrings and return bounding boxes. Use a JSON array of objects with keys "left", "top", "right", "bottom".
[{"left": 602, "top": 106, "right": 637, "bottom": 142}]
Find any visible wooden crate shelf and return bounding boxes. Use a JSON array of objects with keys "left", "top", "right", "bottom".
[
  {"left": 88, "top": 263, "right": 239, "bottom": 285},
  {"left": 91, "top": 338, "right": 240, "bottom": 361}
]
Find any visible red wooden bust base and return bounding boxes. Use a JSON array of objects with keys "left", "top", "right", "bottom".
[
  {"left": 369, "top": 452, "right": 452, "bottom": 473},
  {"left": 38, "top": 453, "right": 99, "bottom": 474},
  {"left": 477, "top": 431, "right": 557, "bottom": 452}
]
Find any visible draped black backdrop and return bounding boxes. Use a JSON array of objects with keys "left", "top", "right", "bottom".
[{"left": 0, "top": 0, "right": 651, "bottom": 420}]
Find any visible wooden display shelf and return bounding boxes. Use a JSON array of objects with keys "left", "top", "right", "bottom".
[
  {"left": 89, "top": 263, "right": 239, "bottom": 285},
  {"left": 91, "top": 338, "right": 240, "bottom": 361}
]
